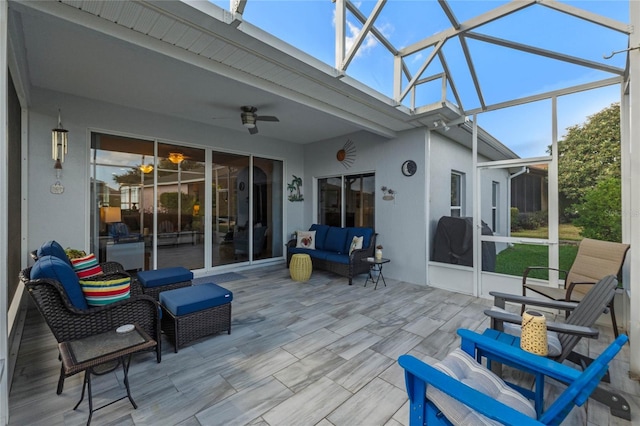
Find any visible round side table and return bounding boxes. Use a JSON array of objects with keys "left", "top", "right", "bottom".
[{"left": 290, "top": 253, "right": 312, "bottom": 282}]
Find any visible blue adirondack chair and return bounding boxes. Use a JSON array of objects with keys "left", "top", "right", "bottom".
[{"left": 399, "top": 329, "right": 628, "bottom": 425}]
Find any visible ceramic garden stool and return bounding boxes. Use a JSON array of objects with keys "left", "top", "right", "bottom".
[
  {"left": 136, "top": 266, "right": 193, "bottom": 300},
  {"left": 159, "top": 283, "right": 233, "bottom": 352},
  {"left": 290, "top": 253, "right": 312, "bottom": 282}
]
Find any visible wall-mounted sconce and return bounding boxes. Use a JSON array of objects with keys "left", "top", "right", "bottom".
[
  {"left": 168, "top": 152, "right": 185, "bottom": 164},
  {"left": 51, "top": 109, "right": 68, "bottom": 165}
]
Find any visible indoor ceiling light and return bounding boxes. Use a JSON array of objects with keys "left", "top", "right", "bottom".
[
  {"left": 168, "top": 152, "right": 185, "bottom": 164},
  {"left": 139, "top": 164, "right": 154, "bottom": 173}
]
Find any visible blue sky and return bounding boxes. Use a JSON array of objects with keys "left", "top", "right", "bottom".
[{"left": 210, "top": 1, "right": 629, "bottom": 158}]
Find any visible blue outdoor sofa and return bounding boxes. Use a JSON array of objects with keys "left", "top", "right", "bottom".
[{"left": 286, "top": 224, "right": 376, "bottom": 285}]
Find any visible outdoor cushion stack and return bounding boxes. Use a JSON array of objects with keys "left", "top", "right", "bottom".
[
  {"left": 286, "top": 224, "right": 376, "bottom": 285},
  {"left": 30, "top": 240, "right": 134, "bottom": 308}
]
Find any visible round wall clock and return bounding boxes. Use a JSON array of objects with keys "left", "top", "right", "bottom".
[{"left": 401, "top": 160, "right": 417, "bottom": 176}]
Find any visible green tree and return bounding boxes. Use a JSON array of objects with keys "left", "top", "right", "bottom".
[
  {"left": 159, "top": 192, "right": 196, "bottom": 213},
  {"left": 572, "top": 177, "right": 622, "bottom": 242},
  {"left": 557, "top": 103, "right": 621, "bottom": 210}
]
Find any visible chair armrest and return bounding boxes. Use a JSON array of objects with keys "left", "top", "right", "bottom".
[
  {"left": 458, "top": 329, "right": 582, "bottom": 383},
  {"left": 399, "top": 354, "right": 542, "bottom": 425},
  {"left": 490, "top": 291, "right": 579, "bottom": 311},
  {"left": 483, "top": 310, "right": 600, "bottom": 338},
  {"left": 565, "top": 280, "right": 599, "bottom": 301},
  {"left": 523, "top": 266, "right": 569, "bottom": 286}
]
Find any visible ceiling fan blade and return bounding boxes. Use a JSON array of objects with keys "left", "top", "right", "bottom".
[
  {"left": 256, "top": 115, "right": 279, "bottom": 122},
  {"left": 249, "top": 125, "right": 259, "bottom": 135}
]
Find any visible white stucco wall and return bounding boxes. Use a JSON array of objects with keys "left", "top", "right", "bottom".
[
  {"left": 26, "top": 88, "right": 305, "bottom": 268},
  {"left": 303, "top": 128, "right": 428, "bottom": 285}
]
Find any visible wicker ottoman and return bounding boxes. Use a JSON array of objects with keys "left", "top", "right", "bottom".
[
  {"left": 137, "top": 266, "right": 193, "bottom": 300},
  {"left": 290, "top": 253, "right": 312, "bottom": 282},
  {"left": 159, "top": 283, "right": 232, "bottom": 352}
]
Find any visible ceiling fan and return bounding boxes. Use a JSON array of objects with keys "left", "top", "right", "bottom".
[{"left": 240, "top": 106, "right": 279, "bottom": 135}]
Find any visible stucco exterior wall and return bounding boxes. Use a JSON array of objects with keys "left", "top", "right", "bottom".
[
  {"left": 303, "top": 128, "right": 428, "bottom": 285},
  {"left": 26, "top": 88, "right": 305, "bottom": 268}
]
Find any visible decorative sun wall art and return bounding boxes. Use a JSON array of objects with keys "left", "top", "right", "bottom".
[
  {"left": 288, "top": 175, "right": 304, "bottom": 202},
  {"left": 336, "top": 139, "right": 356, "bottom": 168}
]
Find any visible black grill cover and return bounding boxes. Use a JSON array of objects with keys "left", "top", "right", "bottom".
[{"left": 432, "top": 216, "right": 496, "bottom": 272}]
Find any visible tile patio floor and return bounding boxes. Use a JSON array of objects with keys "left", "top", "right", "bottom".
[{"left": 9, "top": 264, "right": 640, "bottom": 425}]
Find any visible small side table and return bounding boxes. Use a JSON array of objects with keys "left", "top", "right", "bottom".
[
  {"left": 290, "top": 253, "right": 313, "bottom": 282},
  {"left": 58, "top": 325, "right": 156, "bottom": 425},
  {"left": 363, "top": 257, "right": 390, "bottom": 290}
]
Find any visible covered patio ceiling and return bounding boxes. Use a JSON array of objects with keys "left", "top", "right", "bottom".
[{"left": 12, "top": 0, "right": 632, "bottom": 150}]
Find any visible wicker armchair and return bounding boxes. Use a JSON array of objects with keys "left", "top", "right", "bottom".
[{"left": 20, "top": 267, "right": 161, "bottom": 395}]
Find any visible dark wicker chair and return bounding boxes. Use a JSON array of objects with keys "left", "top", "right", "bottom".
[{"left": 19, "top": 266, "right": 161, "bottom": 395}]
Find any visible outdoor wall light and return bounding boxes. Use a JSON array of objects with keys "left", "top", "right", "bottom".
[{"left": 51, "top": 109, "right": 68, "bottom": 164}]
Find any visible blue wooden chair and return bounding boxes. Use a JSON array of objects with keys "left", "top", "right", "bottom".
[{"left": 399, "top": 329, "right": 628, "bottom": 425}]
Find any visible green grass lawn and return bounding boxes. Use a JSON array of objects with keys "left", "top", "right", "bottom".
[
  {"left": 510, "top": 223, "right": 583, "bottom": 241},
  {"left": 494, "top": 243, "right": 578, "bottom": 279}
]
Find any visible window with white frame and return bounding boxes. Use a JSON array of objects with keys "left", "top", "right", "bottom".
[{"left": 451, "top": 171, "right": 464, "bottom": 217}]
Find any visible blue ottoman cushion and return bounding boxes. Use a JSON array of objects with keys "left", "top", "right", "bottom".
[
  {"left": 137, "top": 267, "right": 193, "bottom": 288},
  {"left": 160, "top": 283, "right": 233, "bottom": 316}
]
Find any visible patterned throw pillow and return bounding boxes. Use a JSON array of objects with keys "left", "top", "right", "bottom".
[
  {"left": 79, "top": 276, "right": 131, "bottom": 306},
  {"left": 296, "top": 230, "right": 316, "bottom": 249},
  {"left": 71, "top": 253, "right": 104, "bottom": 279},
  {"left": 349, "top": 236, "right": 363, "bottom": 255}
]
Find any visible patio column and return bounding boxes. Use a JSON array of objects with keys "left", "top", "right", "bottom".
[
  {"left": 628, "top": 0, "right": 640, "bottom": 379},
  {"left": 0, "top": 0, "right": 8, "bottom": 421}
]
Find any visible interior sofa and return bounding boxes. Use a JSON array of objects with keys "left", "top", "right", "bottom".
[{"left": 286, "top": 224, "right": 376, "bottom": 285}]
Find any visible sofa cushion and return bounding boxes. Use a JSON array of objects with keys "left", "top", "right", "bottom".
[
  {"left": 324, "top": 227, "right": 349, "bottom": 254},
  {"left": 137, "top": 266, "right": 193, "bottom": 288},
  {"left": 37, "top": 240, "right": 72, "bottom": 267},
  {"left": 309, "top": 224, "right": 330, "bottom": 250},
  {"left": 296, "top": 230, "right": 316, "bottom": 249},
  {"left": 344, "top": 227, "right": 374, "bottom": 254},
  {"left": 31, "top": 255, "right": 88, "bottom": 310},
  {"left": 80, "top": 276, "right": 131, "bottom": 306},
  {"left": 324, "top": 253, "right": 350, "bottom": 265},
  {"left": 71, "top": 253, "right": 104, "bottom": 279},
  {"left": 160, "top": 282, "right": 233, "bottom": 316}
]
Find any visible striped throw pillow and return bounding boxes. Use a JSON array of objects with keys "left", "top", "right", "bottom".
[
  {"left": 79, "top": 276, "right": 131, "bottom": 306},
  {"left": 71, "top": 253, "right": 103, "bottom": 279}
]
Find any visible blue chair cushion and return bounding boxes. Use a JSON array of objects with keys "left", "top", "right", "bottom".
[
  {"left": 324, "top": 227, "right": 349, "bottom": 254},
  {"left": 344, "top": 227, "right": 374, "bottom": 254},
  {"left": 309, "top": 224, "right": 330, "bottom": 250},
  {"left": 137, "top": 267, "right": 193, "bottom": 288},
  {"left": 160, "top": 282, "right": 233, "bottom": 316},
  {"left": 31, "top": 255, "right": 88, "bottom": 310},
  {"left": 37, "top": 240, "right": 72, "bottom": 267}
]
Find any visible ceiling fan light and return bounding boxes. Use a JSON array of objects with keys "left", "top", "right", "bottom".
[{"left": 241, "top": 111, "right": 256, "bottom": 128}]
